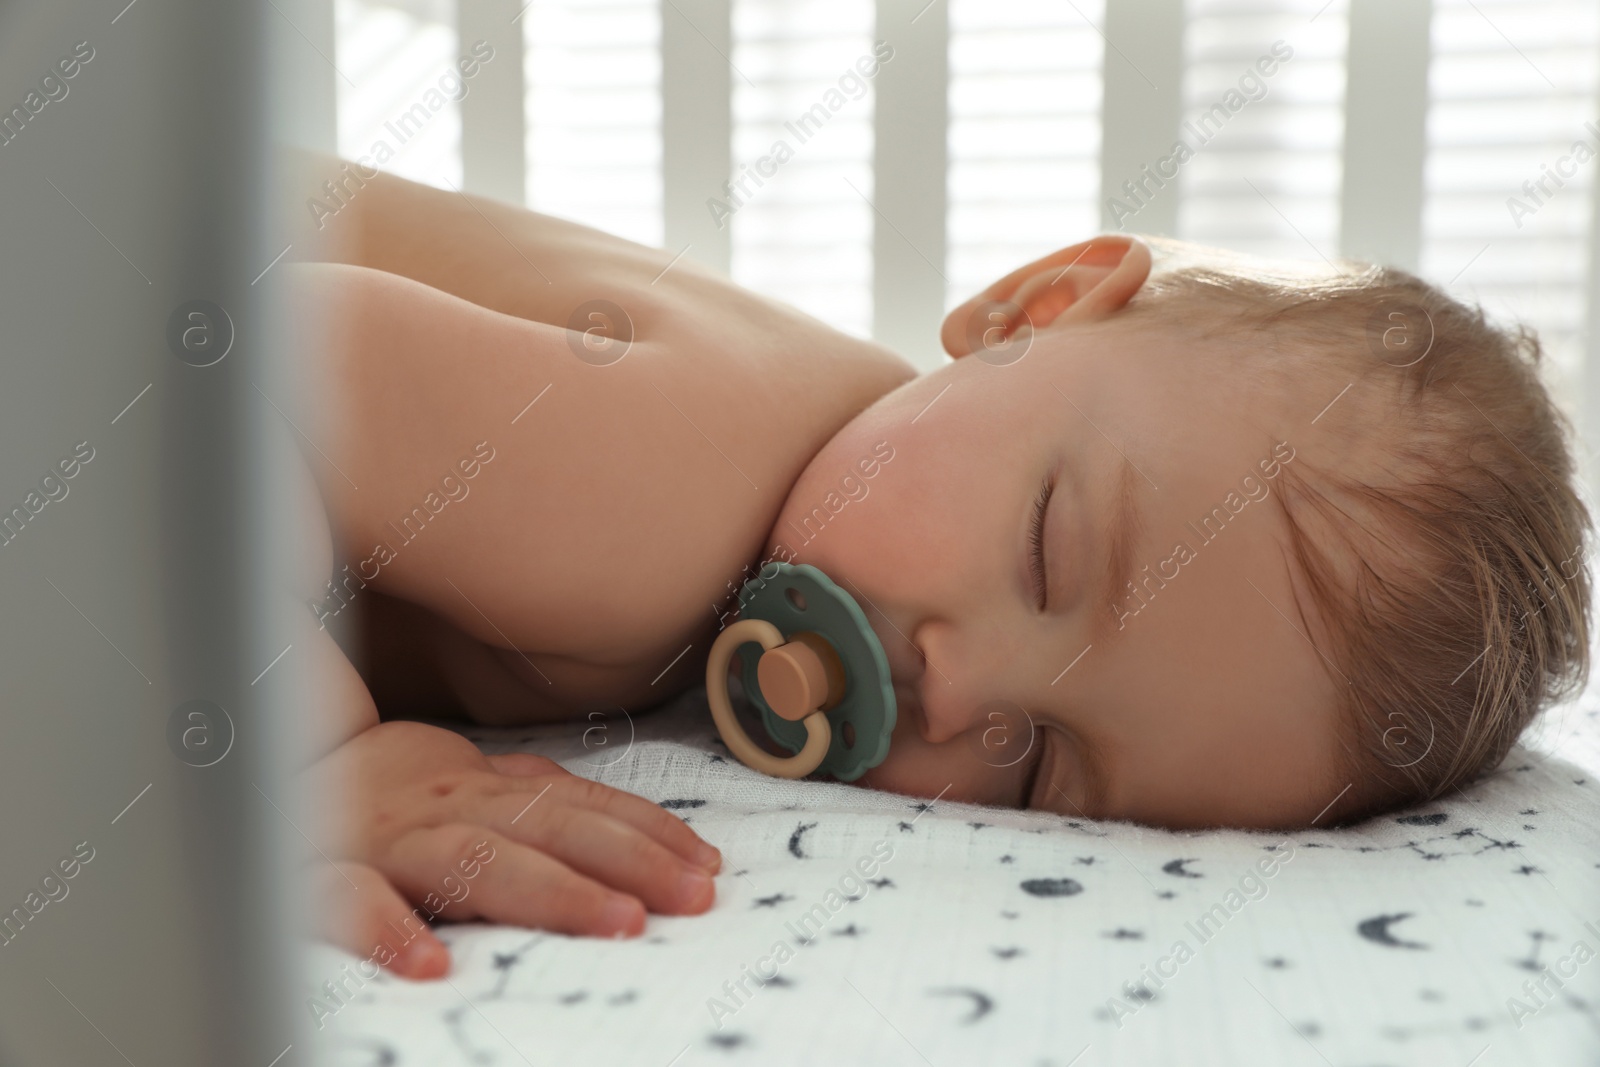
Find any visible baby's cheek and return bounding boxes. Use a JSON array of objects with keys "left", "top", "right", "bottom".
[
  {"left": 858, "top": 759, "right": 946, "bottom": 805},
  {"left": 858, "top": 718, "right": 1028, "bottom": 808},
  {"left": 773, "top": 478, "right": 900, "bottom": 581}
]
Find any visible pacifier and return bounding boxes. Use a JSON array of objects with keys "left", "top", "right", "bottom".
[{"left": 706, "top": 562, "right": 896, "bottom": 781}]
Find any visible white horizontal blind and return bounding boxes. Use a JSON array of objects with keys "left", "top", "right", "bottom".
[
  {"left": 332, "top": 1, "right": 1600, "bottom": 449},
  {"left": 523, "top": 0, "right": 663, "bottom": 248},
  {"left": 334, "top": 0, "right": 461, "bottom": 188},
  {"left": 946, "top": 0, "right": 1104, "bottom": 310},
  {"left": 729, "top": 0, "right": 875, "bottom": 338},
  {"left": 1177, "top": 0, "right": 1348, "bottom": 263},
  {"left": 1420, "top": 0, "right": 1600, "bottom": 421}
]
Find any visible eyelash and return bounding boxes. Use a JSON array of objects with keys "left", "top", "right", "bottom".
[
  {"left": 1028, "top": 476, "right": 1053, "bottom": 611},
  {"left": 1030, "top": 725, "right": 1079, "bottom": 813}
]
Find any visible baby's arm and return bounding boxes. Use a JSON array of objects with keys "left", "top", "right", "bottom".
[
  {"left": 279, "top": 185, "right": 911, "bottom": 971},
  {"left": 289, "top": 248, "right": 909, "bottom": 705},
  {"left": 285, "top": 248, "right": 903, "bottom": 972},
  {"left": 289, "top": 149, "right": 738, "bottom": 333},
  {"left": 293, "top": 260, "right": 773, "bottom": 701},
  {"left": 279, "top": 420, "right": 722, "bottom": 979}
]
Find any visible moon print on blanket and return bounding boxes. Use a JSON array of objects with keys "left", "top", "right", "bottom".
[
  {"left": 788, "top": 821, "right": 817, "bottom": 859},
  {"left": 1358, "top": 912, "right": 1430, "bottom": 950},
  {"left": 928, "top": 987, "right": 995, "bottom": 1024}
]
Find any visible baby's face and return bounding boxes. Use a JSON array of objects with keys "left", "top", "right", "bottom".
[{"left": 766, "top": 311, "right": 1350, "bottom": 830}]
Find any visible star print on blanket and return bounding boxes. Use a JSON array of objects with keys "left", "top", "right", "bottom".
[{"left": 305, "top": 690, "right": 1600, "bottom": 1066}]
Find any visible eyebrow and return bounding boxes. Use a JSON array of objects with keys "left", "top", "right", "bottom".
[{"left": 1099, "top": 456, "right": 1143, "bottom": 629}]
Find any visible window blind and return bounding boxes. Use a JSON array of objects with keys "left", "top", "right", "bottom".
[
  {"left": 1177, "top": 0, "right": 1348, "bottom": 263},
  {"left": 1420, "top": 0, "right": 1600, "bottom": 417},
  {"left": 946, "top": 0, "right": 1105, "bottom": 311},
  {"left": 730, "top": 0, "right": 875, "bottom": 337},
  {"left": 335, "top": 0, "right": 461, "bottom": 188},
  {"left": 525, "top": 0, "right": 663, "bottom": 248},
  {"left": 330, "top": 0, "right": 1600, "bottom": 439}
]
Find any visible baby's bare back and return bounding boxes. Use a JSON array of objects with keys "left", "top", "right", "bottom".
[{"left": 291, "top": 166, "right": 915, "bottom": 725}]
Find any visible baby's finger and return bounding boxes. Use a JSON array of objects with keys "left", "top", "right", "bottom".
[
  {"left": 493, "top": 803, "right": 715, "bottom": 916},
  {"left": 314, "top": 861, "right": 451, "bottom": 980},
  {"left": 547, "top": 775, "right": 722, "bottom": 872},
  {"left": 476, "top": 760, "right": 723, "bottom": 872},
  {"left": 485, "top": 752, "right": 564, "bottom": 777},
  {"left": 384, "top": 826, "right": 646, "bottom": 938}
]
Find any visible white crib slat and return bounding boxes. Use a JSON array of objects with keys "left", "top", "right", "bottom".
[
  {"left": 873, "top": 0, "right": 949, "bottom": 369},
  {"left": 1341, "top": 0, "right": 1431, "bottom": 270},
  {"left": 459, "top": 0, "right": 528, "bottom": 204},
  {"left": 663, "top": 0, "right": 734, "bottom": 274},
  {"left": 1099, "top": 0, "right": 1184, "bottom": 237}
]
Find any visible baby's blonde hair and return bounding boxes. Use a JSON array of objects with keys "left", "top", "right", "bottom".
[{"left": 1131, "top": 237, "right": 1591, "bottom": 825}]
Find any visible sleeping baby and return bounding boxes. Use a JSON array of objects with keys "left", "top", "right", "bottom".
[{"left": 281, "top": 159, "right": 1589, "bottom": 979}]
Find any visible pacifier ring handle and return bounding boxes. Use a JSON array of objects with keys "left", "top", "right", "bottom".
[{"left": 707, "top": 618, "right": 832, "bottom": 779}]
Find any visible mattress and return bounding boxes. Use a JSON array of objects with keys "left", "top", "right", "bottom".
[{"left": 305, "top": 684, "right": 1600, "bottom": 1066}]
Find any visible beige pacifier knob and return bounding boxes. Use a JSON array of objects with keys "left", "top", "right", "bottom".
[
  {"left": 756, "top": 631, "right": 846, "bottom": 721},
  {"left": 706, "top": 619, "right": 833, "bottom": 779},
  {"left": 708, "top": 562, "right": 895, "bottom": 782}
]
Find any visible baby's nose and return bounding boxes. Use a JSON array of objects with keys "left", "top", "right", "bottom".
[
  {"left": 891, "top": 624, "right": 959, "bottom": 743},
  {"left": 907, "top": 620, "right": 1029, "bottom": 746}
]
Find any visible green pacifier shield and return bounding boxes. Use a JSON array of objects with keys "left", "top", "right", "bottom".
[{"left": 733, "top": 563, "right": 896, "bottom": 781}]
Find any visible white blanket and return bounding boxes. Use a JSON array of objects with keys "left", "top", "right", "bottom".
[{"left": 306, "top": 686, "right": 1600, "bottom": 1066}]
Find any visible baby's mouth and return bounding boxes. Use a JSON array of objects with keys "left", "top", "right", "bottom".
[{"left": 890, "top": 680, "right": 928, "bottom": 742}]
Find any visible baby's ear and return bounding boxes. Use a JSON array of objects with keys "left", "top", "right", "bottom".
[{"left": 940, "top": 235, "right": 1152, "bottom": 359}]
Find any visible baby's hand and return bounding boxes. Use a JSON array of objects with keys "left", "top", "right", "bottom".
[{"left": 306, "top": 720, "right": 721, "bottom": 979}]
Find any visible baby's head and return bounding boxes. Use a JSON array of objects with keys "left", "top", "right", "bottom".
[{"left": 765, "top": 234, "right": 1590, "bottom": 829}]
